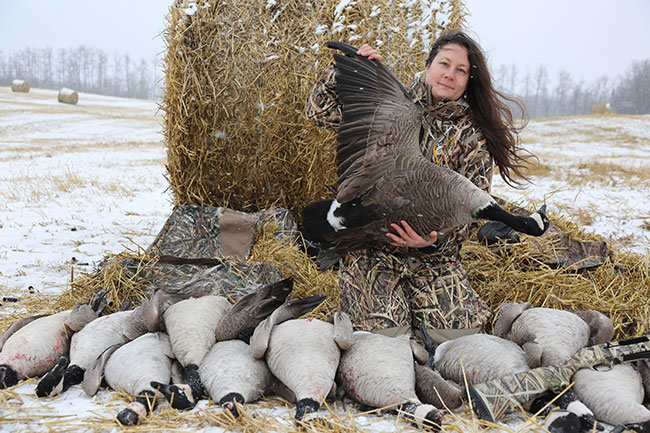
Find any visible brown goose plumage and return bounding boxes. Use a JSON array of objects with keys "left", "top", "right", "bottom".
[{"left": 302, "top": 41, "right": 548, "bottom": 252}]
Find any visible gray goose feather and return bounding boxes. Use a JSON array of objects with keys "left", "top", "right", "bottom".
[
  {"left": 573, "top": 363, "right": 650, "bottom": 425},
  {"left": 494, "top": 302, "right": 614, "bottom": 367},
  {"left": 301, "top": 41, "right": 548, "bottom": 252},
  {"left": 199, "top": 339, "right": 275, "bottom": 408},
  {"left": 337, "top": 331, "right": 445, "bottom": 429},
  {"left": 431, "top": 333, "right": 530, "bottom": 385}
]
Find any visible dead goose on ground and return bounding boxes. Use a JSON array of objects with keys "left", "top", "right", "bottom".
[
  {"left": 250, "top": 295, "right": 341, "bottom": 424},
  {"left": 0, "top": 292, "right": 104, "bottom": 390},
  {"left": 193, "top": 339, "right": 277, "bottom": 417},
  {"left": 103, "top": 332, "right": 180, "bottom": 425},
  {"left": 301, "top": 41, "right": 549, "bottom": 255},
  {"left": 160, "top": 278, "right": 293, "bottom": 409},
  {"left": 573, "top": 363, "right": 650, "bottom": 427},
  {"left": 36, "top": 290, "right": 183, "bottom": 398},
  {"left": 337, "top": 331, "right": 445, "bottom": 431},
  {"left": 494, "top": 302, "right": 614, "bottom": 367}
]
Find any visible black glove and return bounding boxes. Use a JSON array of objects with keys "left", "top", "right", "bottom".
[{"left": 476, "top": 221, "right": 520, "bottom": 245}]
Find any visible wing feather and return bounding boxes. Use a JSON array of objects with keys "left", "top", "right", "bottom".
[{"left": 330, "top": 49, "right": 423, "bottom": 204}]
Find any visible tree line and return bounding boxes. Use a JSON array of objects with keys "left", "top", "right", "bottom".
[
  {"left": 493, "top": 59, "right": 650, "bottom": 117},
  {"left": 2, "top": 45, "right": 649, "bottom": 116},
  {"left": 0, "top": 46, "right": 162, "bottom": 100}
]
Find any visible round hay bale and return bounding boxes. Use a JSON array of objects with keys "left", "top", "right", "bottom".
[
  {"left": 162, "top": 0, "right": 467, "bottom": 214},
  {"left": 590, "top": 103, "right": 612, "bottom": 115},
  {"left": 58, "top": 87, "right": 79, "bottom": 105},
  {"left": 11, "top": 79, "right": 30, "bottom": 93}
]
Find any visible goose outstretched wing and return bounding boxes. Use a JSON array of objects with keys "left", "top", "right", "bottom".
[{"left": 327, "top": 41, "right": 423, "bottom": 204}]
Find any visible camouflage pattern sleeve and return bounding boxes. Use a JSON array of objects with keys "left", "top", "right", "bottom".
[{"left": 304, "top": 66, "right": 342, "bottom": 131}]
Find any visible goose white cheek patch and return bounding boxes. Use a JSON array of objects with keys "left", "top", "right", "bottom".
[
  {"left": 327, "top": 200, "right": 346, "bottom": 231},
  {"left": 530, "top": 212, "right": 544, "bottom": 230}
]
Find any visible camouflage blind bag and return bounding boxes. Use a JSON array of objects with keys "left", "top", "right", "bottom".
[{"left": 118, "top": 204, "right": 297, "bottom": 300}]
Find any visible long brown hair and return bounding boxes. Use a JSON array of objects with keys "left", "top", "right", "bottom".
[{"left": 426, "top": 29, "right": 534, "bottom": 187}]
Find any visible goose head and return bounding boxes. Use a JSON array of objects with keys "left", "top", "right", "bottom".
[
  {"left": 0, "top": 364, "right": 19, "bottom": 389},
  {"left": 525, "top": 204, "right": 550, "bottom": 236}
]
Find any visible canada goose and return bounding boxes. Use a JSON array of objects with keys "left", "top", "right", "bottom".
[
  {"left": 250, "top": 297, "right": 345, "bottom": 423},
  {"left": 494, "top": 302, "right": 614, "bottom": 367},
  {"left": 573, "top": 363, "right": 650, "bottom": 426},
  {"left": 428, "top": 333, "right": 531, "bottom": 385},
  {"left": 103, "top": 332, "right": 177, "bottom": 425},
  {"left": 301, "top": 41, "right": 549, "bottom": 253},
  {"left": 0, "top": 298, "right": 101, "bottom": 389},
  {"left": 200, "top": 339, "right": 276, "bottom": 417},
  {"left": 162, "top": 278, "right": 293, "bottom": 406},
  {"left": 337, "top": 331, "right": 444, "bottom": 431}
]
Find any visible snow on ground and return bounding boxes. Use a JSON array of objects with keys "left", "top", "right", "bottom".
[
  {"left": 0, "top": 87, "right": 649, "bottom": 432},
  {"left": 491, "top": 115, "right": 650, "bottom": 256}
]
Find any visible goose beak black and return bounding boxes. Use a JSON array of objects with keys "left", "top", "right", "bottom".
[{"left": 538, "top": 204, "right": 547, "bottom": 216}]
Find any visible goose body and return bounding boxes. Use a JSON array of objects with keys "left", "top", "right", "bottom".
[
  {"left": 494, "top": 302, "right": 613, "bottom": 367},
  {"left": 164, "top": 295, "right": 232, "bottom": 368},
  {"left": 573, "top": 363, "right": 650, "bottom": 426},
  {"left": 199, "top": 339, "right": 274, "bottom": 414},
  {"left": 264, "top": 319, "right": 341, "bottom": 411},
  {"left": 337, "top": 331, "right": 444, "bottom": 430},
  {"left": 104, "top": 332, "right": 176, "bottom": 425},
  {"left": 301, "top": 41, "right": 549, "bottom": 252},
  {"left": 0, "top": 304, "right": 97, "bottom": 388},
  {"left": 432, "top": 333, "right": 530, "bottom": 385},
  {"left": 251, "top": 306, "right": 349, "bottom": 421},
  {"left": 69, "top": 311, "right": 134, "bottom": 370}
]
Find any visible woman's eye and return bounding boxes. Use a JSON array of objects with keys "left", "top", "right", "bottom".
[{"left": 458, "top": 69, "right": 467, "bottom": 75}]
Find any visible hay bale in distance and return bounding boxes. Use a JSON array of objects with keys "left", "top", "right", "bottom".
[
  {"left": 11, "top": 79, "right": 30, "bottom": 93},
  {"left": 58, "top": 87, "right": 79, "bottom": 105},
  {"left": 162, "top": 0, "right": 467, "bottom": 214},
  {"left": 591, "top": 103, "right": 612, "bottom": 115}
]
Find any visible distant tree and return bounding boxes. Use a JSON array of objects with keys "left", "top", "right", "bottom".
[
  {"left": 552, "top": 70, "right": 573, "bottom": 116},
  {"left": 611, "top": 59, "right": 650, "bottom": 114}
]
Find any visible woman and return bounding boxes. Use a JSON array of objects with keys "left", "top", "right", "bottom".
[{"left": 305, "top": 29, "right": 531, "bottom": 343}]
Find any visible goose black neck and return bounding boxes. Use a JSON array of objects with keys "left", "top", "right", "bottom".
[{"left": 475, "top": 203, "right": 539, "bottom": 235}]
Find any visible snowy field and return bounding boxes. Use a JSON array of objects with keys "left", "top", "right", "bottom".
[{"left": 0, "top": 87, "right": 649, "bottom": 432}]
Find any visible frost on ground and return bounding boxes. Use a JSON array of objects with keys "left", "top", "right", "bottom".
[{"left": 0, "top": 87, "right": 648, "bottom": 432}]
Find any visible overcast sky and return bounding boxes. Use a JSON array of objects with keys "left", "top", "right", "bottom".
[{"left": 1, "top": 0, "right": 649, "bottom": 85}]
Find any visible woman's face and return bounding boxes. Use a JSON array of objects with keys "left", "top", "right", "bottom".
[{"left": 424, "top": 43, "right": 470, "bottom": 102}]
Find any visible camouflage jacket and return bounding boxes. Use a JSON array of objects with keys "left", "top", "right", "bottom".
[{"left": 305, "top": 66, "right": 493, "bottom": 261}]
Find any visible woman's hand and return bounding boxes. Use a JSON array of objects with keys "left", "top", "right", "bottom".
[
  {"left": 386, "top": 220, "right": 438, "bottom": 248},
  {"left": 357, "top": 44, "right": 383, "bottom": 61}
]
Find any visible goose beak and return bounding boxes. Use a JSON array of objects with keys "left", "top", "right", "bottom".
[{"left": 538, "top": 204, "right": 547, "bottom": 216}]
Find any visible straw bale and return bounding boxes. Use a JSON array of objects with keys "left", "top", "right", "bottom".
[
  {"left": 57, "top": 87, "right": 79, "bottom": 105},
  {"left": 162, "top": 0, "right": 466, "bottom": 214},
  {"left": 590, "top": 103, "right": 612, "bottom": 114},
  {"left": 10, "top": 79, "right": 30, "bottom": 93}
]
